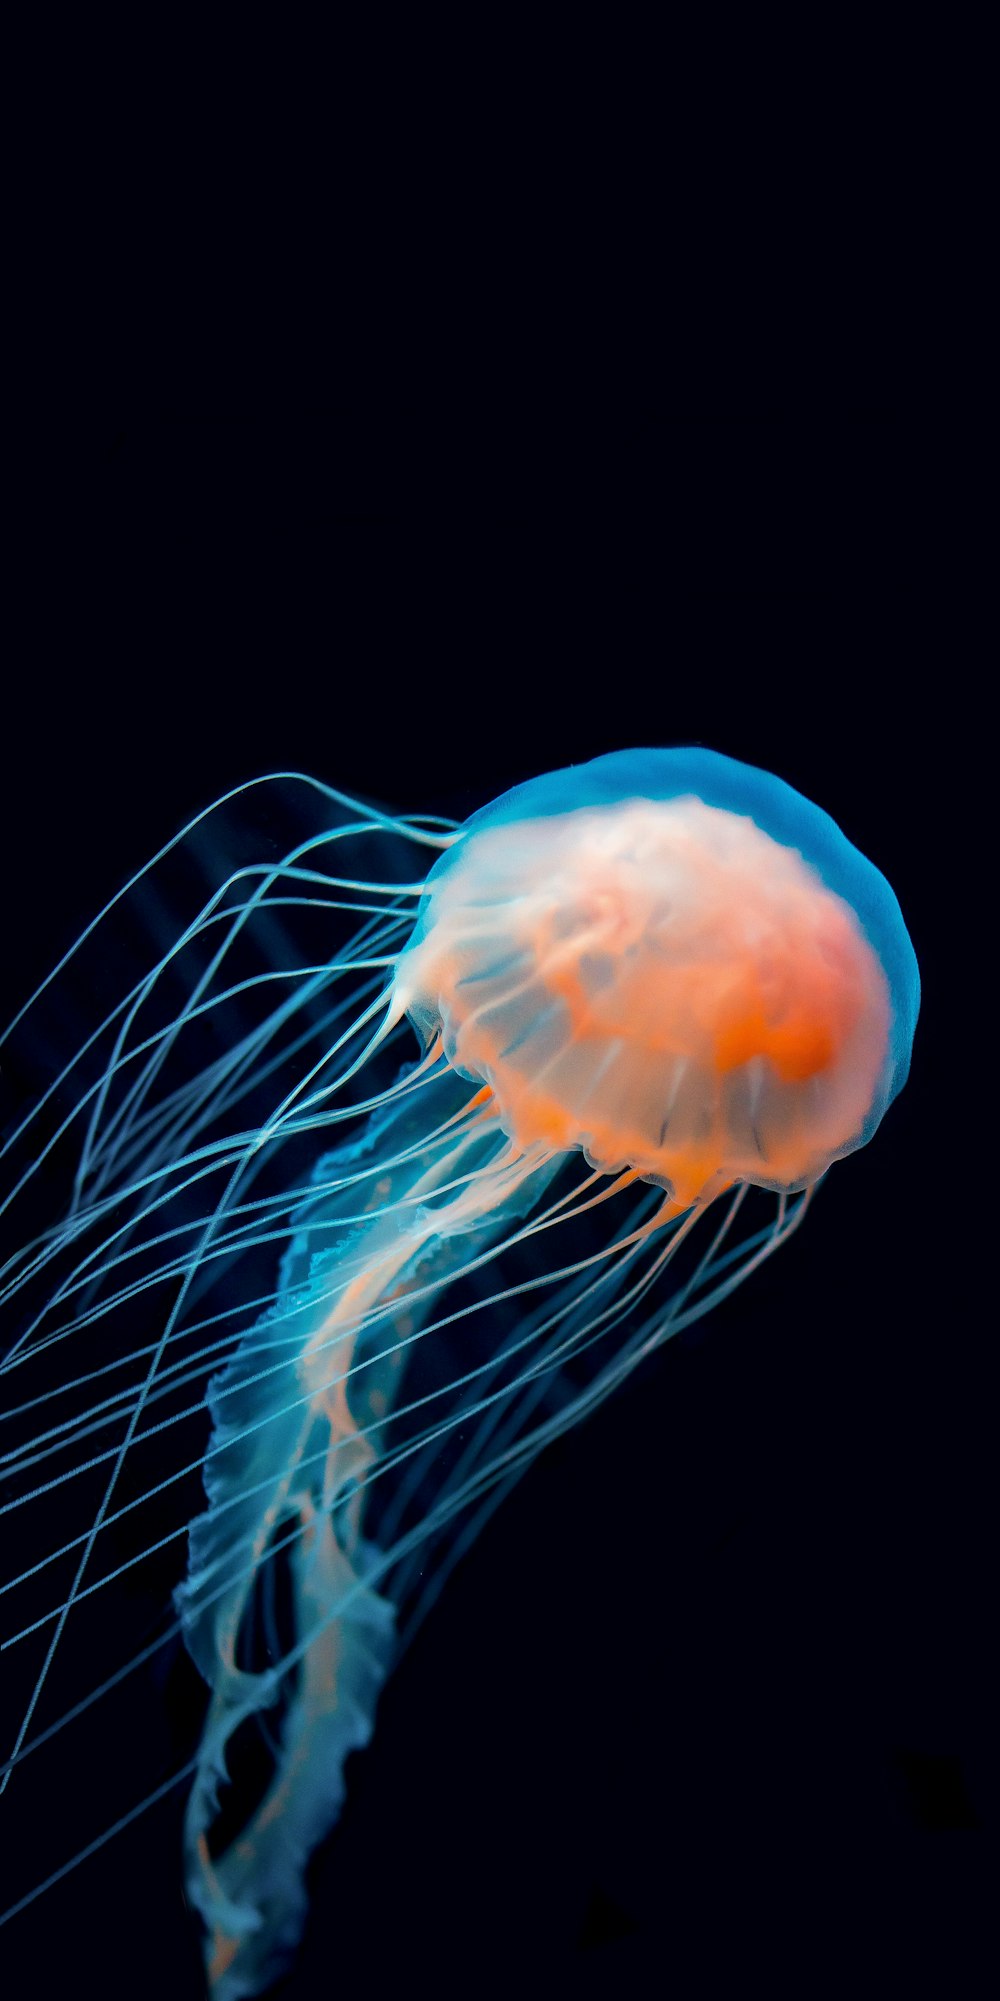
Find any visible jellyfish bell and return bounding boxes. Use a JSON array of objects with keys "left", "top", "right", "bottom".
[
  {"left": 0, "top": 747, "right": 918, "bottom": 2001},
  {"left": 395, "top": 748, "right": 916, "bottom": 1210}
]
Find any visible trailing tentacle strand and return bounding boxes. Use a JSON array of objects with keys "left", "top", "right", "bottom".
[{"left": 176, "top": 1062, "right": 557, "bottom": 2000}]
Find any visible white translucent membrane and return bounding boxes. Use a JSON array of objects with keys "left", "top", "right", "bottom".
[{"left": 397, "top": 795, "right": 893, "bottom": 1203}]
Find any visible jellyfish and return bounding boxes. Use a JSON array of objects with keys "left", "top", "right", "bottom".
[{"left": 0, "top": 747, "right": 918, "bottom": 1999}]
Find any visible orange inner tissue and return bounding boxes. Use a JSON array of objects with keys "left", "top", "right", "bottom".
[{"left": 396, "top": 796, "right": 892, "bottom": 1207}]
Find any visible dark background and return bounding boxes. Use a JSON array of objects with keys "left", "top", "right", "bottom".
[{"left": 1, "top": 411, "right": 989, "bottom": 1995}]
